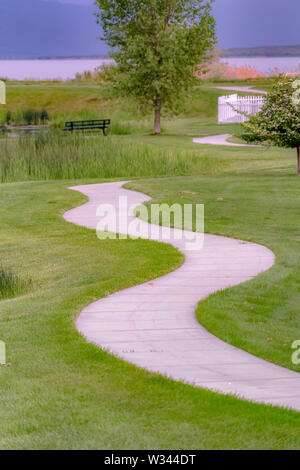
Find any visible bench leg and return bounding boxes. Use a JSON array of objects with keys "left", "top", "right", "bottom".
[{"left": 102, "top": 128, "right": 107, "bottom": 137}]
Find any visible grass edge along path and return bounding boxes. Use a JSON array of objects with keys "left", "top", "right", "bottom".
[
  {"left": 68, "top": 181, "right": 300, "bottom": 413},
  {"left": 127, "top": 174, "right": 300, "bottom": 375}
]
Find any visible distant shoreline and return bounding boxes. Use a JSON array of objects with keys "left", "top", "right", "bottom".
[
  {"left": 222, "top": 45, "right": 300, "bottom": 58},
  {"left": 222, "top": 55, "right": 300, "bottom": 60},
  {"left": 0, "top": 55, "right": 110, "bottom": 61},
  {"left": 223, "top": 54, "right": 300, "bottom": 58},
  {"left": 1, "top": 48, "right": 300, "bottom": 60},
  {"left": 1, "top": 56, "right": 299, "bottom": 80}
]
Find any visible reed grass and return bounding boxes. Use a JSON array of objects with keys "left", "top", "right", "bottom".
[
  {"left": 0, "top": 131, "right": 224, "bottom": 182},
  {"left": 0, "top": 266, "right": 30, "bottom": 300},
  {"left": 3, "top": 109, "right": 49, "bottom": 126}
]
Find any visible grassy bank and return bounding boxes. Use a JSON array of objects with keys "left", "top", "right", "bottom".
[
  {"left": 0, "top": 78, "right": 271, "bottom": 128},
  {"left": 0, "top": 81, "right": 221, "bottom": 126}
]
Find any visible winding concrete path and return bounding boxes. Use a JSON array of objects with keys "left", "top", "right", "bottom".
[
  {"left": 193, "top": 134, "right": 259, "bottom": 147},
  {"left": 64, "top": 182, "right": 300, "bottom": 411},
  {"left": 215, "top": 86, "right": 268, "bottom": 95}
]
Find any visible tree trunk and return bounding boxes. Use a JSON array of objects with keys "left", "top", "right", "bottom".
[
  {"left": 153, "top": 101, "right": 161, "bottom": 135},
  {"left": 298, "top": 147, "right": 300, "bottom": 176}
]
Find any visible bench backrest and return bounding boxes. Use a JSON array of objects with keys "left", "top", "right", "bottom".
[{"left": 65, "top": 119, "right": 110, "bottom": 128}]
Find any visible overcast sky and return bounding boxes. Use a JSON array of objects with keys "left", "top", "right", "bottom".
[
  {"left": 1, "top": 0, "right": 298, "bottom": 59},
  {"left": 53, "top": 0, "right": 300, "bottom": 48},
  {"left": 53, "top": 0, "right": 92, "bottom": 3}
]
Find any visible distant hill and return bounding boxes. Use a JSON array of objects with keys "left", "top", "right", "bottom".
[
  {"left": 0, "top": 0, "right": 107, "bottom": 59},
  {"left": 222, "top": 45, "right": 300, "bottom": 58}
]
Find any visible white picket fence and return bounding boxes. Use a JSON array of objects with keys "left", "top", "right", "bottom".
[{"left": 218, "top": 94, "right": 265, "bottom": 124}]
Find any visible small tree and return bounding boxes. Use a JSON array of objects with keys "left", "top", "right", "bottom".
[
  {"left": 95, "top": 0, "right": 216, "bottom": 134},
  {"left": 243, "top": 77, "right": 300, "bottom": 175}
]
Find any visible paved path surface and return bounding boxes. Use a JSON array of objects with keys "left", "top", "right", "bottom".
[
  {"left": 215, "top": 86, "right": 268, "bottom": 95},
  {"left": 193, "top": 134, "right": 260, "bottom": 147},
  {"left": 64, "top": 182, "right": 300, "bottom": 412}
]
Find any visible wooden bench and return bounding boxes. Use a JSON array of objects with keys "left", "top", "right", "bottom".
[{"left": 63, "top": 119, "right": 111, "bottom": 136}]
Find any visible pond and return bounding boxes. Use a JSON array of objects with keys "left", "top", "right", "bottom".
[{"left": 0, "top": 127, "right": 50, "bottom": 139}]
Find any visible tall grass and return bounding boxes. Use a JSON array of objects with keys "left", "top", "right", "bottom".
[
  {"left": 3, "top": 109, "right": 49, "bottom": 126},
  {"left": 0, "top": 132, "right": 225, "bottom": 182},
  {"left": 0, "top": 266, "right": 31, "bottom": 300}
]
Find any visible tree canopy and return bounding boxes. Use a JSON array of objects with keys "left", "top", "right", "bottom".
[{"left": 95, "top": 0, "right": 216, "bottom": 133}]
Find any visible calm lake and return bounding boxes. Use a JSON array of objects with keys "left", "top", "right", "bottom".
[
  {"left": 220, "top": 57, "right": 300, "bottom": 75},
  {"left": 0, "top": 57, "right": 300, "bottom": 81},
  {"left": 0, "top": 58, "right": 113, "bottom": 81}
]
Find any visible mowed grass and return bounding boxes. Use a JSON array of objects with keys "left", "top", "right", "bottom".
[{"left": 0, "top": 181, "right": 300, "bottom": 450}]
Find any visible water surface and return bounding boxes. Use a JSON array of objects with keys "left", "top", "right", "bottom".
[
  {"left": 1, "top": 57, "right": 300, "bottom": 81},
  {"left": 0, "top": 58, "right": 112, "bottom": 81},
  {"left": 220, "top": 57, "right": 300, "bottom": 75}
]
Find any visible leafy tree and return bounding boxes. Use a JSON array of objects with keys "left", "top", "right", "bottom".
[
  {"left": 243, "top": 77, "right": 300, "bottom": 175},
  {"left": 95, "top": 0, "right": 216, "bottom": 134}
]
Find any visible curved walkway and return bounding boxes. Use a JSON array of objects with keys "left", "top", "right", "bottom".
[
  {"left": 193, "top": 86, "right": 268, "bottom": 148},
  {"left": 193, "top": 134, "right": 259, "bottom": 147},
  {"left": 215, "top": 86, "right": 268, "bottom": 95},
  {"left": 64, "top": 182, "right": 300, "bottom": 412}
]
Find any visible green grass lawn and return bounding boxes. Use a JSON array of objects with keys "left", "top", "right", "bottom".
[
  {"left": 0, "top": 180, "right": 300, "bottom": 450},
  {"left": 1, "top": 78, "right": 300, "bottom": 449}
]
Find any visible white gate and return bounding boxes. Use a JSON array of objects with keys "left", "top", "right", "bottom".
[{"left": 218, "top": 94, "right": 265, "bottom": 124}]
